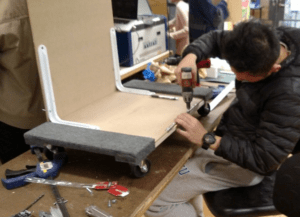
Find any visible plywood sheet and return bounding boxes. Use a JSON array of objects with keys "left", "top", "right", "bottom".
[
  {"left": 27, "top": 0, "right": 116, "bottom": 118},
  {"left": 27, "top": 0, "right": 204, "bottom": 148},
  {"left": 64, "top": 91, "right": 203, "bottom": 146}
]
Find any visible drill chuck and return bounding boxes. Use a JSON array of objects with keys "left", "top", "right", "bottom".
[{"left": 182, "top": 91, "right": 193, "bottom": 110}]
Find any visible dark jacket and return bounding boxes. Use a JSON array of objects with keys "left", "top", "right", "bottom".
[
  {"left": 182, "top": 27, "right": 300, "bottom": 175},
  {"left": 189, "top": 0, "right": 229, "bottom": 43}
]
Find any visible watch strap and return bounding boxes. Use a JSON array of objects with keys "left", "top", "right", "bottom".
[{"left": 202, "top": 142, "right": 211, "bottom": 150}]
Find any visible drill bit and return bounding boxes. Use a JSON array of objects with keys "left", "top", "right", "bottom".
[{"left": 24, "top": 194, "right": 45, "bottom": 211}]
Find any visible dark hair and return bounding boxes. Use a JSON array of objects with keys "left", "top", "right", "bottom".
[{"left": 222, "top": 20, "right": 280, "bottom": 75}]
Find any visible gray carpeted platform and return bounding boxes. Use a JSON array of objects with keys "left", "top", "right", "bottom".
[
  {"left": 123, "top": 79, "right": 213, "bottom": 100},
  {"left": 24, "top": 122, "right": 155, "bottom": 165}
]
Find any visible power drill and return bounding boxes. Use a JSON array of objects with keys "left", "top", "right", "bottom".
[
  {"left": 180, "top": 59, "right": 211, "bottom": 110},
  {"left": 180, "top": 67, "right": 194, "bottom": 110}
]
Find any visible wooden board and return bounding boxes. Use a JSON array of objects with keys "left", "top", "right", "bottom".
[
  {"left": 27, "top": 0, "right": 116, "bottom": 118},
  {"left": 26, "top": 0, "right": 204, "bottom": 147},
  {"left": 63, "top": 91, "right": 203, "bottom": 146}
]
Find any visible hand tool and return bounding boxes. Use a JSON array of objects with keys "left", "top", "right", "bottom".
[
  {"left": 5, "top": 165, "right": 37, "bottom": 179},
  {"left": 49, "top": 177, "right": 70, "bottom": 217},
  {"left": 11, "top": 194, "right": 44, "bottom": 217},
  {"left": 34, "top": 148, "right": 70, "bottom": 217},
  {"left": 2, "top": 147, "right": 67, "bottom": 190},
  {"left": 25, "top": 177, "right": 118, "bottom": 189},
  {"left": 196, "top": 59, "right": 211, "bottom": 69},
  {"left": 25, "top": 177, "right": 129, "bottom": 197},
  {"left": 180, "top": 67, "right": 194, "bottom": 110},
  {"left": 150, "top": 94, "right": 179, "bottom": 100},
  {"left": 179, "top": 59, "right": 211, "bottom": 110}
]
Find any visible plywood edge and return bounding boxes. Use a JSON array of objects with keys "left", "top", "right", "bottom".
[{"left": 129, "top": 142, "right": 197, "bottom": 217}]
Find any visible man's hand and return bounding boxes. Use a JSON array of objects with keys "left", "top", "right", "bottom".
[
  {"left": 175, "top": 53, "right": 198, "bottom": 88},
  {"left": 175, "top": 113, "right": 207, "bottom": 147}
]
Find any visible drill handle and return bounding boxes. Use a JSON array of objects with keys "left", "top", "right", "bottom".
[{"left": 196, "top": 59, "right": 211, "bottom": 86}]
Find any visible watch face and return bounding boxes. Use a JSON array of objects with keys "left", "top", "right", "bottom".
[{"left": 204, "top": 134, "right": 215, "bottom": 144}]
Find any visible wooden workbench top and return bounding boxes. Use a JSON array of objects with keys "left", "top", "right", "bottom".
[{"left": 0, "top": 93, "right": 235, "bottom": 217}]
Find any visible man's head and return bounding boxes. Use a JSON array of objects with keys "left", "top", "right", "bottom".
[{"left": 222, "top": 20, "right": 281, "bottom": 82}]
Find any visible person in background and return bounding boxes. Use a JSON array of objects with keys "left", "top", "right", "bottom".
[
  {"left": 146, "top": 19, "right": 300, "bottom": 217},
  {"left": 0, "top": 0, "right": 46, "bottom": 164},
  {"left": 189, "top": 0, "right": 229, "bottom": 42},
  {"left": 168, "top": 0, "right": 189, "bottom": 56}
]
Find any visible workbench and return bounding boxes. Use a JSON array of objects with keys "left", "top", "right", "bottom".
[{"left": 0, "top": 93, "right": 235, "bottom": 217}]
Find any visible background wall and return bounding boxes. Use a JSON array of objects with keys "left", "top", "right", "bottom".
[{"left": 148, "top": 0, "right": 168, "bottom": 17}]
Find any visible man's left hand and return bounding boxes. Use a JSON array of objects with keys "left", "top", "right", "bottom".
[{"left": 175, "top": 113, "right": 207, "bottom": 147}]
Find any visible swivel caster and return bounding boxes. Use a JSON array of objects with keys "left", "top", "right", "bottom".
[
  {"left": 129, "top": 159, "right": 151, "bottom": 178},
  {"left": 198, "top": 102, "right": 210, "bottom": 117},
  {"left": 44, "top": 145, "right": 68, "bottom": 165}
]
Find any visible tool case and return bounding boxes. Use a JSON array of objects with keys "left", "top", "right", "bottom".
[{"left": 24, "top": 0, "right": 211, "bottom": 177}]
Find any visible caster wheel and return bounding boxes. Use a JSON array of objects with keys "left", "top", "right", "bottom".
[
  {"left": 129, "top": 159, "right": 151, "bottom": 178},
  {"left": 44, "top": 146, "right": 67, "bottom": 161},
  {"left": 198, "top": 103, "right": 210, "bottom": 117}
]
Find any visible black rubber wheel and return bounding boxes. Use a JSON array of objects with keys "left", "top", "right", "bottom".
[
  {"left": 198, "top": 103, "right": 210, "bottom": 117},
  {"left": 129, "top": 159, "right": 151, "bottom": 178},
  {"left": 44, "top": 146, "right": 66, "bottom": 160}
]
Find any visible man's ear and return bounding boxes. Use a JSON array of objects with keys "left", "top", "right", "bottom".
[{"left": 270, "top": 63, "right": 282, "bottom": 73}]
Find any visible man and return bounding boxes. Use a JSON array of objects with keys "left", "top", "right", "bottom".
[
  {"left": 0, "top": 0, "right": 46, "bottom": 164},
  {"left": 189, "top": 0, "right": 229, "bottom": 43},
  {"left": 146, "top": 20, "right": 300, "bottom": 217}
]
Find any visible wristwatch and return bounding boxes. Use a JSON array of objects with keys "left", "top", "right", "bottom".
[{"left": 202, "top": 132, "right": 216, "bottom": 150}]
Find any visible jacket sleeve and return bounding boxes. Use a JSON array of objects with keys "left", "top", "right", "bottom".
[
  {"left": 182, "top": 30, "right": 227, "bottom": 62},
  {"left": 215, "top": 84, "right": 300, "bottom": 175},
  {"left": 170, "top": 2, "right": 189, "bottom": 40},
  {"left": 168, "top": 17, "right": 176, "bottom": 29},
  {"left": 170, "top": 26, "right": 189, "bottom": 40}
]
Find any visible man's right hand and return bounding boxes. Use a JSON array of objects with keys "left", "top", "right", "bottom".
[{"left": 175, "top": 53, "right": 198, "bottom": 88}]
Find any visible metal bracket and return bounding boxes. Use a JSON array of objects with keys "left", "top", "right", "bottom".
[
  {"left": 110, "top": 28, "right": 155, "bottom": 96},
  {"left": 209, "top": 80, "right": 235, "bottom": 111},
  {"left": 38, "top": 45, "right": 100, "bottom": 130}
]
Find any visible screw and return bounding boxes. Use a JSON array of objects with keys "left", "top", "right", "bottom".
[
  {"left": 108, "top": 200, "right": 112, "bottom": 208},
  {"left": 86, "top": 187, "right": 93, "bottom": 196}
]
